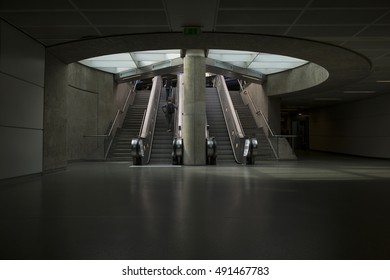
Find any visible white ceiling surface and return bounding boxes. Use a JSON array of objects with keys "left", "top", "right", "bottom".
[
  {"left": 1, "top": 0, "right": 389, "bottom": 108},
  {"left": 80, "top": 49, "right": 307, "bottom": 75}
]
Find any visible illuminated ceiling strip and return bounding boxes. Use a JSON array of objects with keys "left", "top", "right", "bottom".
[{"left": 343, "top": 90, "right": 376, "bottom": 93}]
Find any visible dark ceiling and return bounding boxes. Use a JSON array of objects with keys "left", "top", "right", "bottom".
[{"left": 1, "top": 0, "right": 389, "bottom": 110}]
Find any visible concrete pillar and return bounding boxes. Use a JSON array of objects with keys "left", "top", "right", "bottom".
[{"left": 182, "top": 49, "right": 206, "bottom": 165}]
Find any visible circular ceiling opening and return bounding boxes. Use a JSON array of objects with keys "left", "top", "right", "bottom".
[{"left": 79, "top": 49, "right": 308, "bottom": 76}]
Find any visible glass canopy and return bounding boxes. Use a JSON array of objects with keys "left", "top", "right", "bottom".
[{"left": 79, "top": 49, "right": 307, "bottom": 76}]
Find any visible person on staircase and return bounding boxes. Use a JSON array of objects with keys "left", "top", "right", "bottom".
[
  {"left": 164, "top": 79, "right": 172, "bottom": 101},
  {"left": 162, "top": 97, "right": 177, "bottom": 132}
]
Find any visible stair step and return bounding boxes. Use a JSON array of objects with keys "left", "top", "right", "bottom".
[
  {"left": 149, "top": 92, "right": 175, "bottom": 165},
  {"left": 229, "top": 91, "right": 277, "bottom": 162},
  {"left": 205, "top": 88, "right": 235, "bottom": 164},
  {"left": 107, "top": 90, "right": 151, "bottom": 160}
]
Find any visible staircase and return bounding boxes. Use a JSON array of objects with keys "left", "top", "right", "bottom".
[
  {"left": 229, "top": 90, "right": 276, "bottom": 161},
  {"left": 107, "top": 90, "right": 151, "bottom": 161},
  {"left": 149, "top": 91, "right": 174, "bottom": 164},
  {"left": 205, "top": 87, "right": 236, "bottom": 164}
]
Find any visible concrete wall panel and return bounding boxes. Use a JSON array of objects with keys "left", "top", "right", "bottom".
[
  {"left": 67, "top": 86, "right": 98, "bottom": 161},
  {"left": 0, "top": 127, "right": 43, "bottom": 179},
  {"left": 310, "top": 93, "right": 390, "bottom": 158},
  {"left": 0, "top": 20, "right": 44, "bottom": 179},
  {"left": 0, "top": 21, "right": 45, "bottom": 87},
  {"left": 0, "top": 73, "right": 43, "bottom": 129},
  {"left": 97, "top": 70, "right": 116, "bottom": 133}
]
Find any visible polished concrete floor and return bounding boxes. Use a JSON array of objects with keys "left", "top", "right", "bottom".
[{"left": 1, "top": 152, "right": 390, "bottom": 260}]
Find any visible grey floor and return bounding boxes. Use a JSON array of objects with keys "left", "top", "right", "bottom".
[{"left": 1, "top": 152, "right": 390, "bottom": 260}]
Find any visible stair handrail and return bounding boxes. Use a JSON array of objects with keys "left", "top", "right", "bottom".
[
  {"left": 104, "top": 81, "right": 139, "bottom": 158},
  {"left": 121, "top": 80, "right": 137, "bottom": 113},
  {"left": 257, "top": 109, "right": 275, "bottom": 137},
  {"left": 84, "top": 81, "right": 136, "bottom": 138},
  {"left": 242, "top": 89, "right": 275, "bottom": 137},
  {"left": 240, "top": 80, "right": 298, "bottom": 160},
  {"left": 256, "top": 110, "right": 298, "bottom": 159},
  {"left": 83, "top": 81, "right": 137, "bottom": 159},
  {"left": 237, "top": 79, "right": 247, "bottom": 92},
  {"left": 214, "top": 75, "right": 246, "bottom": 164},
  {"left": 242, "top": 88, "right": 282, "bottom": 159}
]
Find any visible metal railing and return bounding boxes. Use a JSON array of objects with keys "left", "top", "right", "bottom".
[
  {"left": 242, "top": 89, "right": 279, "bottom": 159},
  {"left": 83, "top": 81, "right": 138, "bottom": 159},
  {"left": 241, "top": 86, "right": 297, "bottom": 159}
]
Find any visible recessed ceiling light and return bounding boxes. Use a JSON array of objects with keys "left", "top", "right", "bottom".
[
  {"left": 314, "top": 98, "right": 342, "bottom": 101},
  {"left": 343, "top": 90, "right": 376, "bottom": 94},
  {"left": 282, "top": 108, "right": 298, "bottom": 111}
]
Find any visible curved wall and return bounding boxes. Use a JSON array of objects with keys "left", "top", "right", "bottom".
[
  {"left": 266, "top": 62, "right": 329, "bottom": 96},
  {"left": 49, "top": 32, "right": 371, "bottom": 97}
]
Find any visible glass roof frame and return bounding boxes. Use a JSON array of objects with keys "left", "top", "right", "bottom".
[{"left": 79, "top": 49, "right": 308, "bottom": 76}]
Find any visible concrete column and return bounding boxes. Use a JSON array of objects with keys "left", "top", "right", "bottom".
[{"left": 182, "top": 49, "right": 206, "bottom": 165}]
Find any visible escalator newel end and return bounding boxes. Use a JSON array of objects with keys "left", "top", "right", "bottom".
[
  {"left": 172, "top": 137, "right": 183, "bottom": 165},
  {"left": 130, "top": 138, "right": 144, "bottom": 165},
  {"left": 244, "top": 137, "right": 258, "bottom": 165},
  {"left": 206, "top": 137, "right": 217, "bottom": 165}
]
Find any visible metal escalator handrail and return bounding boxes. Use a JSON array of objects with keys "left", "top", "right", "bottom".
[
  {"left": 138, "top": 109, "right": 147, "bottom": 137},
  {"left": 175, "top": 74, "right": 184, "bottom": 139},
  {"left": 215, "top": 75, "right": 246, "bottom": 164},
  {"left": 139, "top": 76, "right": 162, "bottom": 164},
  {"left": 140, "top": 77, "right": 160, "bottom": 138},
  {"left": 172, "top": 86, "right": 181, "bottom": 138},
  {"left": 217, "top": 76, "right": 245, "bottom": 138},
  {"left": 234, "top": 109, "right": 245, "bottom": 137}
]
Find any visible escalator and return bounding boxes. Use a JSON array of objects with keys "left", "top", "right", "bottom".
[
  {"left": 106, "top": 90, "right": 151, "bottom": 161},
  {"left": 205, "top": 87, "right": 236, "bottom": 164},
  {"left": 148, "top": 89, "right": 175, "bottom": 164}
]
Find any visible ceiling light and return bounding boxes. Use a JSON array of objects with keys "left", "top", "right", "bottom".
[
  {"left": 314, "top": 98, "right": 342, "bottom": 101},
  {"left": 343, "top": 90, "right": 376, "bottom": 93},
  {"left": 282, "top": 108, "right": 298, "bottom": 111}
]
